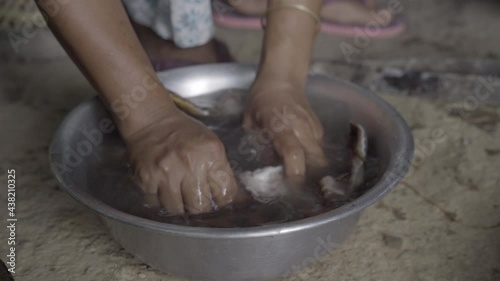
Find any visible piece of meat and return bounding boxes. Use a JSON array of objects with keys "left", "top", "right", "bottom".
[
  {"left": 320, "top": 122, "right": 368, "bottom": 201},
  {"left": 238, "top": 166, "right": 289, "bottom": 203}
]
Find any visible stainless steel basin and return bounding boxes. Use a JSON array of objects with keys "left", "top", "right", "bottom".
[{"left": 49, "top": 63, "right": 414, "bottom": 281}]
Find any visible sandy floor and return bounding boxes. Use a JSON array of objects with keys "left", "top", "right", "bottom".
[
  {"left": 0, "top": 75, "right": 498, "bottom": 280},
  {"left": 0, "top": 0, "right": 499, "bottom": 280}
]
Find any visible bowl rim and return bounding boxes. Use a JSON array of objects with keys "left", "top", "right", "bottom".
[{"left": 49, "top": 63, "right": 414, "bottom": 238}]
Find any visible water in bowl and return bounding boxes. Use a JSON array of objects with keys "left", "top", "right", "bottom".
[{"left": 87, "top": 92, "right": 382, "bottom": 228}]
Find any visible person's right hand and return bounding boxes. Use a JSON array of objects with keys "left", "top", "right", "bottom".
[{"left": 123, "top": 108, "right": 238, "bottom": 215}]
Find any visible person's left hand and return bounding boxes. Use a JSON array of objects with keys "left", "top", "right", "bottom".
[{"left": 243, "top": 82, "right": 329, "bottom": 180}]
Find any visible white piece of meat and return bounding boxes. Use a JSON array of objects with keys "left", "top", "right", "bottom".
[{"left": 238, "top": 166, "right": 288, "bottom": 203}]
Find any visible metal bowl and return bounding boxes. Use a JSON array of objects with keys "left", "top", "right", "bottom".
[{"left": 49, "top": 63, "right": 413, "bottom": 281}]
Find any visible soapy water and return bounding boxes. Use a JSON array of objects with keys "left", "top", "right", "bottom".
[{"left": 87, "top": 91, "right": 382, "bottom": 228}]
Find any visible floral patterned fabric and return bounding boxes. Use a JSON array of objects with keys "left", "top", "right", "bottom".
[{"left": 122, "top": 0, "right": 214, "bottom": 48}]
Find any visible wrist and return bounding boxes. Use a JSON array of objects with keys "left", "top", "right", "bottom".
[
  {"left": 110, "top": 89, "right": 179, "bottom": 139},
  {"left": 258, "top": 49, "right": 309, "bottom": 86},
  {"left": 251, "top": 70, "right": 306, "bottom": 99}
]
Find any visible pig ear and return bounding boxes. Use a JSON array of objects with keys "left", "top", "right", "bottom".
[
  {"left": 351, "top": 123, "right": 368, "bottom": 161},
  {"left": 349, "top": 122, "right": 367, "bottom": 189}
]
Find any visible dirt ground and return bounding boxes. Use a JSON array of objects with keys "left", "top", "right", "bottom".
[{"left": 0, "top": 0, "right": 499, "bottom": 280}]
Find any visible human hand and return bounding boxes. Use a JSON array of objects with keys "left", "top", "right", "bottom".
[
  {"left": 123, "top": 108, "right": 238, "bottom": 215},
  {"left": 243, "top": 82, "right": 329, "bottom": 179}
]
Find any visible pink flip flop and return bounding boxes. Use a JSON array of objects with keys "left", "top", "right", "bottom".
[{"left": 212, "top": 0, "right": 405, "bottom": 38}]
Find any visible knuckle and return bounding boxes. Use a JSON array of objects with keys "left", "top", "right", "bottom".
[
  {"left": 153, "top": 150, "right": 179, "bottom": 169},
  {"left": 136, "top": 167, "right": 151, "bottom": 184},
  {"left": 157, "top": 155, "right": 173, "bottom": 172},
  {"left": 203, "top": 138, "right": 225, "bottom": 154},
  {"left": 176, "top": 147, "right": 192, "bottom": 163}
]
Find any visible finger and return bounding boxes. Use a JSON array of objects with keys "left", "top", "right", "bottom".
[
  {"left": 181, "top": 171, "right": 213, "bottom": 215},
  {"left": 208, "top": 162, "right": 239, "bottom": 207},
  {"left": 273, "top": 130, "right": 306, "bottom": 177},
  {"left": 309, "top": 114, "right": 325, "bottom": 141},
  {"left": 293, "top": 124, "right": 329, "bottom": 169},
  {"left": 157, "top": 168, "right": 185, "bottom": 215},
  {"left": 286, "top": 174, "right": 306, "bottom": 188},
  {"left": 302, "top": 105, "right": 324, "bottom": 141},
  {"left": 143, "top": 194, "right": 161, "bottom": 208},
  {"left": 289, "top": 117, "right": 329, "bottom": 169},
  {"left": 233, "top": 188, "right": 252, "bottom": 205},
  {"left": 242, "top": 115, "right": 257, "bottom": 131},
  {"left": 293, "top": 122, "right": 324, "bottom": 156}
]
